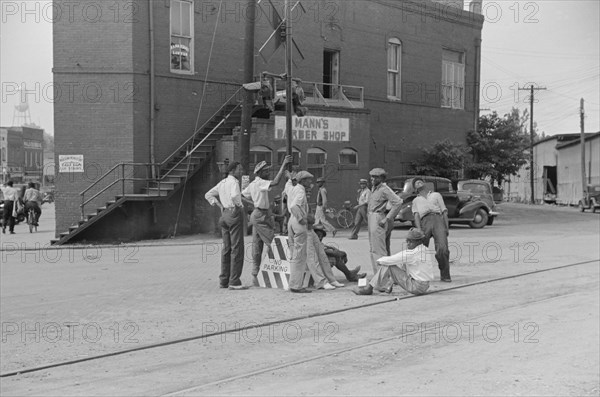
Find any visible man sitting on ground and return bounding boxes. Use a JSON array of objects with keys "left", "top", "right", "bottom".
[
  {"left": 353, "top": 228, "right": 434, "bottom": 296},
  {"left": 313, "top": 224, "right": 366, "bottom": 282}
]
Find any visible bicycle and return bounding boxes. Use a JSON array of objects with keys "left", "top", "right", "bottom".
[
  {"left": 325, "top": 201, "right": 355, "bottom": 229},
  {"left": 26, "top": 209, "right": 37, "bottom": 233}
]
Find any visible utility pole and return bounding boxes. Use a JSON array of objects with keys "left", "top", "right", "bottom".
[
  {"left": 240, "top": 0, "right": 256, "bottom": 174},
  {"left": 519, "top": 85, "right": 546, "bottom": 204},
  {"left": 285, "top": 0, "right": 293, "bottom": 170},
  {"left": 580, "top": 98, "right": 586, "bottom": 196}
]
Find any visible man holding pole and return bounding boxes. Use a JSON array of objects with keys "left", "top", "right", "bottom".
[{"left": 242, "top": 155, "right": 292, "bottom": 287}]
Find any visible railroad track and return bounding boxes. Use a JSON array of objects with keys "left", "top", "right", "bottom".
[{"left": 2, "top": 258, "right": 597, "bottom": 382}]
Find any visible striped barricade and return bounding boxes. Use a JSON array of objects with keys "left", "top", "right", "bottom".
[{"left": 257, "top": 236, "right": 312, "bottom": 289}]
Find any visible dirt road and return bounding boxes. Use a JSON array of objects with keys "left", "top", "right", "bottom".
[{"left": 1, "top": 203, "right": 598, "bottom": 396}]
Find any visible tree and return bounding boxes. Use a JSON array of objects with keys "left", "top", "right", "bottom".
[
  {"left": 410, "top": 139, "right": 470, "bottom": 180},
  {"left": 466, "top": 108, "right": 530, "bottom": 185}
]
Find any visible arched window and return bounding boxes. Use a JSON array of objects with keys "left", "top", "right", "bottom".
[
  {"left": 339, "top": 147, "right": 358, "bottom": 165},
  {"left": 387, "top": 38, "right": 402, "bottom": 99},
  {"left": 277, "top": 146, "right": 301, "bottom": 167},
  {"left": 250, "top": 145, "right": 272, "bottom": 174},
  {"left": 307, "top": 147, "right": 327, "bottom": 179}
]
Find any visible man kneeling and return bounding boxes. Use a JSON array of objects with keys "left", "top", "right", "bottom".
[{"left": 353, "top": 228, "right": 433, "bottom": 296}]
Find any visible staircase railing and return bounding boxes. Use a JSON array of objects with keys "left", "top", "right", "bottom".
[
  {"left": 158, "top": 87, "right": 243, "bottom": 179},
  {"left": 79, "top": 88, "right": 243, "bottom": 220}
]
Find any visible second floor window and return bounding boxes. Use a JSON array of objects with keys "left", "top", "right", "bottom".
[
  {"left": 307, "top": 148, "right": 327, "bottom": 179},
  {"left": 277, "top": 147, "right": 300, "bottom": 169},
  {"left": 442, "top": 49, "right": 465, "bottom": 109},
  {"left": 171, "top": 0, "right": 193, "bottom": 73},
  {"left": 387, "top": 38, "right": 402, "bottom": 99}
]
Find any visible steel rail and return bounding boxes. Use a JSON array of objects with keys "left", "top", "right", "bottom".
[{"left": 1, "top": 258, "right": 597, "bottom": 378}]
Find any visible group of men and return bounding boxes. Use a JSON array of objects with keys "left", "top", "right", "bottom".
[
  {"left": 1, "top": 181, "right": 43, "bottom": 234},
  {"left": 205, "top": 162, "right": 451, "bottom": 296}
]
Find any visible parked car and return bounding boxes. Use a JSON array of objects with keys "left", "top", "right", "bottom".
[
  {"left": 456, "top": 179, "right": 502, "bottom": 225},
  {"left": 578, "top": 184, "right": 600, "bottom": 213},
  {"left": 386, "top": 175, "right": 497, "bottom": 229}
]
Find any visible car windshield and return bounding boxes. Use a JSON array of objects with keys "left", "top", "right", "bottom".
[
  {"left": 406, "top": 180, "right": 434, "bottom": 193},
  {"left": 386, "top": 178, "right": 406, "bottom": 192},
  {"left": 462, "top": 183, "right": 489, "bottom": 194}
]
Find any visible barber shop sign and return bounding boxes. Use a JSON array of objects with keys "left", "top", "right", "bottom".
[{"left": 274, "top": 116, "right": 350, "bottom": 142}]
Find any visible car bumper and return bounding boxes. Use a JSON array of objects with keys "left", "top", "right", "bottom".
[{"left": 489, "top": 211, "right": 499, "bottom": 217}]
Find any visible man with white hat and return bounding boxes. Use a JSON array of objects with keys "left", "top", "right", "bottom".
[
  {"left": 242, "top": 155, "right": 292, "bottom": 287},
  {"left": 354, "top": 228, "right": 434, "bottom": 296},
  {"left": 349, "top": 178, "right": 371, "bottom": 239},
  {"left": 314, "top": 177, "right": 337, "bottom": 237},
  {"left": 285, "top": 170, "right": 314, "bottom": 293},
  {"left": 367, "top": 168, "right": 402, "bottom": 281}
]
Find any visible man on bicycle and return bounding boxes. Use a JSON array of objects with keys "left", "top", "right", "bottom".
[{"left": 24, "top": 182, "right": 43, "bottom": 226}]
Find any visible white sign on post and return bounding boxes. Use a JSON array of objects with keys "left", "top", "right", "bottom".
[
  {"left": 274, "top": 116, "right": 350, "bottom": 142},
  {"left": 257, "top": 235, "right": 312, "bottom": 289},
  {"left": 59, "top": 155, "right": 84, "bottom": 173}
]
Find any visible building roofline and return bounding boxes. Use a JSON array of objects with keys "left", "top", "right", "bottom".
[
  {"left": 534, "top": 132, "right": 596, "bottom": 147},
  {"left": 555, "top": 131, "right": 600, "bottom": 150}
]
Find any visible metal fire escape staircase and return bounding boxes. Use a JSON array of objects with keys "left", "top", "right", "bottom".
[{"left": 51, "top": 89, "right": 243, "bottom": 245}]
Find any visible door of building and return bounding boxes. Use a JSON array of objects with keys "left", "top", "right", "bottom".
[{"left": 323, "top": 50, "right": 339, "bottom": 99}]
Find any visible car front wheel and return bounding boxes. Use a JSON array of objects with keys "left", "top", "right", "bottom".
[{"left": 469, "top": 208, "right": 488, "bottom": 229}]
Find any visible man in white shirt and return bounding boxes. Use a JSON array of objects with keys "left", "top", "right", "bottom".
[
  {"left": 242, "top": 155, "right": 292, "bottom": 287},
  {"left": 412, "top": 178, "right": 451, "bottom": 282},
  {"left": 285, "top": 170, "right": 313, "bottom": 293},
  {"left": 205, "top": 162, "right": 247, "bottom": 290},
  {"left": 349, "top": 178, "right": 371, "bottom": 239},
  {"left": 2, "top": 181, "right": 20, "bottom": 234},
  {"left": 24, "top": 182, "right": 43, "bottom": 226},
  {"left": 354, "top": 228, "right": 434, "bottom": 296}
]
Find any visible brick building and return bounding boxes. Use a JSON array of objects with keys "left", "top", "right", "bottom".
[
  {"left": 52, "top": 0, "right": 483, "bottom": 243},
  {"left": 0, "top": 126, "right": 44, "bottom": 184}
]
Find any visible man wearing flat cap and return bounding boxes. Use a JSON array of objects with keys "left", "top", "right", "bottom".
[
  {"left": 242, "top": 155, "right": 292, "bottom": 287},
  {"left": 314, "top": 177, "right": 337, "bottom": 237},
  {"left": 285, "top": 170, "right": 314, "bottom": 293},
  {"left": 367, "top": 168, "right": 402, "bottom": 280},
  {"left": 349, "top": 178, "right": 371, "bottom": 239},
  {"left": 412, "top": 177, "right": 451, "bottom": 282},
  {"left": 354, "top": 228, "right": 434, "bottom": 295}
]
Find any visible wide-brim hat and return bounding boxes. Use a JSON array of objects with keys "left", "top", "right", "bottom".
[
  {"left": 406, "top": 227, "right": 425, "bottom": 241},
  {"left": 359, "top": 179, "right": 368, "bottom": 184},
  {"left": 316, "top": 177, "right": 325, "bottom": 183},
  {"left": 369, "top": 168, "right": 387, "bottom": 177},
  {"left": 295, "top": 170, "right": 314, "bottom": 181},
  {"left": 254, "top": 161, "right": 272, "bottom": 174}
]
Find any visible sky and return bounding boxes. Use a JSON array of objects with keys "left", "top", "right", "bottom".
[{"left": 0, "top": 0, "right": 599, "bottom": 136}]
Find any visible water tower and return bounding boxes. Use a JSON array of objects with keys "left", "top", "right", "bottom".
[{"left": 13, "top": 88, "right": 34, "bottom": 126}]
